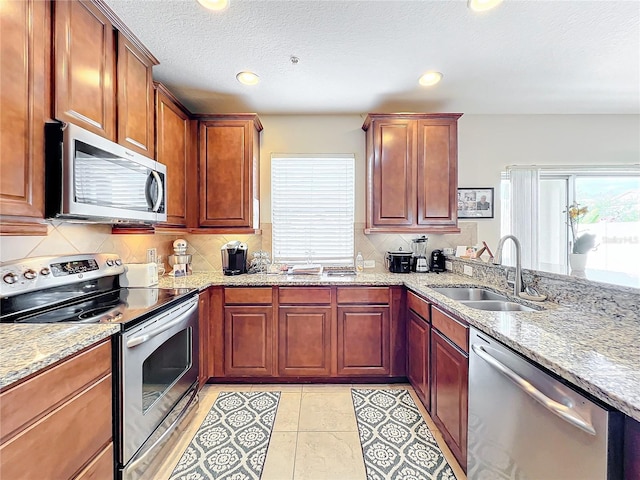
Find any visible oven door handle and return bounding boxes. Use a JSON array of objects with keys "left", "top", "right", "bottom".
[{"left": 126, "top": 301, "right": 197, "bottom": 348}]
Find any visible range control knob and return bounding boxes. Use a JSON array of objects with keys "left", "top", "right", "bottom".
[
  {"left": 106, "top": 259, "right": 114, "bottom": 267},
  {"left": 23, "top": 269, "right": 37, "bottom": 280},
  {"left": 115, "top": 259, "right": 122, "bottom": 266},
  {"left": 40, "top": 267, "right": 51, "bottom": 276},
  {"left": 3, "top": 272, "right": 18, "bottom": 285}
]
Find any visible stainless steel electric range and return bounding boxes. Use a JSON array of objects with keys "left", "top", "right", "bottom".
[{"left": 0, "top": 253, "right": 200, "bottom": 480}]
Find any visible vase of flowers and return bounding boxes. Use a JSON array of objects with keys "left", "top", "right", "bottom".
[{"left": 565, "top": 202, "right": 596, "bottom": 276}]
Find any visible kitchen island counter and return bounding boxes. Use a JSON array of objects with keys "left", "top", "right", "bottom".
[
  {"left": 159, "top": 271, "right": 640, "bottom": 422},
  {"left": 0, "top": 323, "right": 119, "bottom": 389}
]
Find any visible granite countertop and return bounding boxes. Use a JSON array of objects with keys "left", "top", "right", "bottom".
[
  {"left": 160, "top": 271, "right": 640, "bottom": 421},
  {"left": 2, "top": 271, "right": 637, "bottom": 422},
  {"left": 0, "top": 324, "right": 119, "bottom": 389}
]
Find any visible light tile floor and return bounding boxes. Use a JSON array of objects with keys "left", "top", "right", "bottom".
[{"left": 153, "top": 383, "right": 467, "bottom": 480}]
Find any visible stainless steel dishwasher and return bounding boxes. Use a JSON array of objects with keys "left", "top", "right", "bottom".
[{"left": 468, "top": 327, "right": 623, "bottom": 480}]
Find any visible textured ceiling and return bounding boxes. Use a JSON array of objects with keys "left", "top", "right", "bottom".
[{"left": 104, "top": 0, "right": 640, "bottom": 115}]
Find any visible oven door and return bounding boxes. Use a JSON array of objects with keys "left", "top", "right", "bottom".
[{"left": 118, "top": 295, "right": 199, "bottom": 467}]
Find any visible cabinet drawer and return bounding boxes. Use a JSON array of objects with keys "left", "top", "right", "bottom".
[
  {"left": 279, "top": 287, "right": 331, "bottom": 305},
  {"left": 337, "top": 287, "right": 389, "bottom": 305},
  {"left": 432, "top": 307, "right": 468, "bottom": 353},
  {"left": 75, "top": 442, "right": 113, "bottom": 480},
  {"left": 0, "top": 340, "right": 111, "bottom": 443},
  {"left": 224, "top": 287, "right": 272, "bottom": 305},
  {"left": 0, "top": 374, "right": 112, "bottom": 480},
  {"left": 407, "top": 291, "right": 430, "bottom": 321}
]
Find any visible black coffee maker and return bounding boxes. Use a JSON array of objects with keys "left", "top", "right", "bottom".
[
  {"left": 430, "top": 249, "right": 446, "bottom": 272},
  {"left": 221, "top": 241, "right": 248, "bottom": 275}
]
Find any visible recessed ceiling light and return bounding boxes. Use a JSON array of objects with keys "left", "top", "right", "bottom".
[
  {"left": 418, "top": 71, "right": 443, "bottom": 87},
  {"left": 236, "top": 71, "right": 260, "bottom": 86},
  {"left": 197, "top": 0, "right": 229, "bottom": 11},
  {"left": 468, "top": 0, "right": 503, "bottom": 12}
]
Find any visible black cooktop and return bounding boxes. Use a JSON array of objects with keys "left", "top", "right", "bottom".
[{"left": 1, "top": 286, "right": 195, "bottom": 330}]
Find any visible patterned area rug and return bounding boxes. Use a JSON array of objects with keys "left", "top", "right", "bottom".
[
  {"left": 169, "top": 391, "right": 280, "bottom": 480},
  {"left": 351, "top": 389, "right": 457, "bottom": 480}
]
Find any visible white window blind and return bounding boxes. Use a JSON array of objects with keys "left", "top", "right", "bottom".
[{"left": 271, "top": 154, "right": 355, "bottom": 264}]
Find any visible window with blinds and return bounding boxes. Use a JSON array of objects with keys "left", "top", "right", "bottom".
[{"left": 271, "top": 154, "right": 355, "bottom": 265}]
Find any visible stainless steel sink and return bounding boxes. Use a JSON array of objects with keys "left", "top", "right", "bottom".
[
  {"left": 458, "top": 300, "right": 538, "bottom": 312},
  {"left": 430, "top": 287, "right": 509, "bottom": 302},
  {"left": 430, "top": 287, "right": 540, "bottom": 312}
]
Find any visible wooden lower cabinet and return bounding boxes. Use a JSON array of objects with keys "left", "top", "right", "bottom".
[
  {"left": 0, "top": 340, "right": 113, "bottom": 479},
  {"left": 198, "top": 290, "right": 211, "bottom": 388},
  {"left": 407, "top": 310, "right": 430, "bottom": 410},
  {"left": 224, "top": 306, "right": 273, "bottom": 376},
  {"left": 431, "top": 329, "right": 468, "bottom": 471},
  {"left": 278, "top": 306, "right": 332, "bottom": 376},
  {"left": 337, "top": 306, "right": 390, "bottom": 375}
]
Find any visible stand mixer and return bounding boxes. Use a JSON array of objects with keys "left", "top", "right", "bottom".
[
  {"left": 168, "top": 239, "right": 193, "bottom": 276},
  {"left": 411, "top": 236, "right": 429, "bottom": 272}
]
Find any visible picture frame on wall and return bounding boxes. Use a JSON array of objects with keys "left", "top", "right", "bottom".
[{"left": 457, "top": 187, "right": 494, "bottom": 218}]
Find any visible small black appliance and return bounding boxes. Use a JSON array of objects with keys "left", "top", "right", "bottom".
[
  {"left": 430, "top": 249, "right": 447, "bottom": 272},
  {"left": 221, "top": 241, "right": 248, "bottom": 275},
  {"left": 385, "top": 250, "right": 413, "bottom": 273}
]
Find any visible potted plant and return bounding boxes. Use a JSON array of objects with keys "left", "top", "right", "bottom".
[{"left": 565, "top": 202, "right": 596, "bottom": 275}]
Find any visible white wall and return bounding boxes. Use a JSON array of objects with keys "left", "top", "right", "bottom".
[
  {"left": 259, "top": 115, "right": 367, "bottom": 223},
  {"left": 457, "top": 114, "right": 640, "bottom": 247},
  {"left": 259, "top": 114, "right": 640, "bottom": 251}
]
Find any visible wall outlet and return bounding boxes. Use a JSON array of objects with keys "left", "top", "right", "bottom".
[
  {"left": 364, "top": 260, "right": 375, "bottom": 269},
  {"left": 146, "top": 248, "right": 157, "bottom": 264},
  {"left": 445, "top": 260, "right": 453, "bottom": 271},
  {"left": 463, "top": 265, "right": 473, "bottom": 276}
]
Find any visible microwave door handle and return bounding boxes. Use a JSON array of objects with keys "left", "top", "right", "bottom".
[{"left": 150, "top": 171, "right": 163, "bottom": 212}]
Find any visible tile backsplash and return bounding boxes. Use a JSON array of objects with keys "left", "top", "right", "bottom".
[{"left": 0, "top": 221, "right": 478, "bottom": 273}]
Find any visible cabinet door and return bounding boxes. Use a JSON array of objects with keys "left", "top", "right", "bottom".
[
  {"left": 278, "top": 306, "right": 332, "bottom": 376},
  {"left": 199, "top": 119, "right": 259, "bottom": 229},
  {"left": 54, "top": 0, "right": 115, "bottom": 140},
  {"left": 369, "top": 119, "right": 416, "bottom": 228},
  {"left": 117, "top": 33, "right": 155, "bottom": 157},
  {"left": 416, "top": 119, "right": 458, "bottom": 228},
  {"left": 431, "top": 329, "right": 468, "bottom": 471},
  {"left": 337, "top": 306, "right": 390, "bottom": 376},
  {"left": 156, "top": 85, "right": 193, "bottom": 227},
  {"left": 407, "top": 310, "right": 430, "bottom": 410},
  {"left": 0, "top": 0, "right": 48, "bottom": 234},
  {"left": 198, "top": 290, "right": 210, "bottom": 388},
  {"left": 224, "top": 306, "right": 273, "bottom": 376}
]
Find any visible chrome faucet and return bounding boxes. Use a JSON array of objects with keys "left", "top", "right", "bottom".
[{"left": 492, "top": 235, "right": 524, "bottom": 296}]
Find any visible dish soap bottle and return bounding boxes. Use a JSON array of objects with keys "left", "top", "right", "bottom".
[{"left": 355, "top": 252, "right": 364, "bottom": 273}]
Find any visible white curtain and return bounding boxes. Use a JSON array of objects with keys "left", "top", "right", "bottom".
[{"left": 506, "top": 167, "right": 540, "bottom": 269}]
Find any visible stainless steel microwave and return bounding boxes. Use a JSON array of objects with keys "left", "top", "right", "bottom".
[{"left": 45, "top": 122, "right": 167, "bottom": 224}]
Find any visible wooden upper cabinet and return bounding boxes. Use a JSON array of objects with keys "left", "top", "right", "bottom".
[
  {"left": 117, "top": 33, "right": 157, "bottom": 157},
  {"left": 155, "top": 83, "right": 195, "bottom": 227},
  {"left": 0, "top": 0, "right": 49, "bottom": 235},
  {"left": 417, "top": 119, "right": 459, "bottom": 227},
  {"left": 363, "top": 113, "right": 462, "bottom": 233},
  {"left": 54, "top": 0, "right": 116, "bottom": 140},
  {"left": 369, "top": 118, "right": 416, "bottom": 227},
  {"left": 198, "top": 115, "right": 262, "bottom": 231}
]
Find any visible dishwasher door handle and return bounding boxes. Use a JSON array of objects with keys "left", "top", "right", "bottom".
[{"left": 472, "top": 344, "right": 597, "bottom": 436}]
